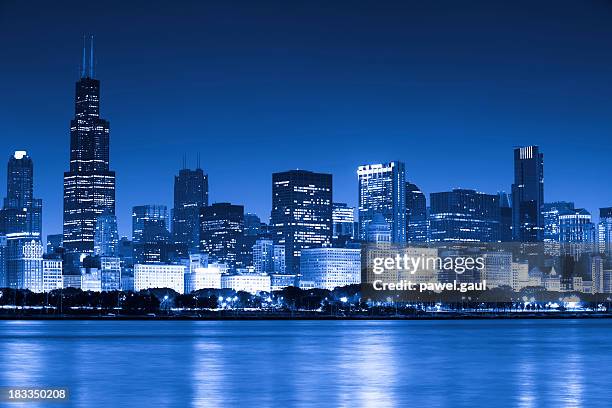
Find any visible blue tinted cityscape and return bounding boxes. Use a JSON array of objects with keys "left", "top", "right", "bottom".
[{"left": 0, "top": 36, "right": 611, "bottom": 312}]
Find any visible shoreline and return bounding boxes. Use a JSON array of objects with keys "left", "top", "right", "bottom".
[{"left": 2, "top": 312, "right": 612, "bottom": 321}]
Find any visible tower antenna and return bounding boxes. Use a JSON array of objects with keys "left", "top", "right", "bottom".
[
  {"left": 80, "top": 35, "right": 86, "bottom": 78},
  {"left": 89, "top": 35, "right": 95, "bottom": 78}
]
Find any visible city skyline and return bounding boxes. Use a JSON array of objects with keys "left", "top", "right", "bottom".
[{"left": 2, "top": 1, "right": 612, "bottom": 238}]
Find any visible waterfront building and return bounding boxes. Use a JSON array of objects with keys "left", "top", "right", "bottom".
[
  {"left": 184, "top": 265, "right": 222, "bottom": 293},
  {"left": 221, "top": 273, "right": 271, "bottom": 294},
  {"left": 5, "top": 238, "right": 43, "bottom": 292},
  {"left": 358, "top": 162, "right": 406, "bottom": 243},
  {"left": 42, "top": 259, "right": 63, "bottom": 292},
  {"left": 299, "top": 247, "right": 361, "bottom": 291},
  {"left": 134, "top": 264, "right": 185, "bottom": 294},
  {"left": 271, "top": 170, "right": 332, "bottom": 275},
  {"left": 559, "top": 208, "right": 596, "bottom": 258}
]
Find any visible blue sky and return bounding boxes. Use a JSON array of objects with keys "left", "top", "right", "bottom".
[{"left": 1, "top": 0, "right": 612, "bottom": 237}]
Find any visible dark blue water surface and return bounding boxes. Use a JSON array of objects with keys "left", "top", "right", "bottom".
[{"left": 0, "top": 319, "right": 611, "bottom": 407}]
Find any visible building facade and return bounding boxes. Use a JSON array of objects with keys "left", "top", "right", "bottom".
[
  {"left": 172, "top": 167, "right": 208, "bottom": 257},
  {"left": 299, "top": 247, "right": 361, "bottom": 290},
  {"left": 271, "top": 170, "right": 332, "bottom": 275},
  {"left": 199, "top": 203, "right": 245, "bottom": 268},
  {"left": 511, "top": 146, "right": 544, "bottom": 242},
  {"left": 358, "top": 162, "right": 406, "bottom": 243}
]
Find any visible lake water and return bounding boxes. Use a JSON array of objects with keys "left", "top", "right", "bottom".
[{"left": 0, "top": 319, "right": 611, "bottom": 407}]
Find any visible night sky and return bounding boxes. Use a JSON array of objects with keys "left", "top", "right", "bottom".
[{"left": 1, "top": 0, "right": 612, "bottom": 238}]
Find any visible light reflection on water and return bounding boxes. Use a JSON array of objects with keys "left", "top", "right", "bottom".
[{"left": 0, "top": 320, "right": 611, "bottom": 407}]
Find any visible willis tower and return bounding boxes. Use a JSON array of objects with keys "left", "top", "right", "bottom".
[{"left": 63, "top": 37, "right": 116, "bottom": 269}]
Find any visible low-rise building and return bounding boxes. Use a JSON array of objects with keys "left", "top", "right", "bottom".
[
  {"left": 134, "top": 264, "right": 185, "bottom": 294},
  {"left": 221, "top": 273, "right": 271, "bottom": 294}
]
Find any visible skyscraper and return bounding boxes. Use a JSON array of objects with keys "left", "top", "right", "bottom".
[
  {"left": 132, "top": 205, "right": 170, "bottom": 264},
  {"left": 0, "top": 151, "right": 42, "bottom": 237},
  {"left": 511, "top": 146, "right": 544, "bottom": 242},
  {"left": 598, "top": 207, "right": 612, "bottom": 257},
  {"left": 199, "top": 203, "right": 245, "bottom": 268},
  {"left": 332, "top": 203, "right": 355, "bottom": 240},
  {"left": 559, "top": 208, "right": 595, "bottom": 258},
  {"left": 63, "top": 37, "right": 115, "bottom": 257},
  {"left": 406, "top": 182, "right": 427, "bottom": 243},
  {"left": 271, "top": 170, "right": 332, "bottom": 276},
  {"left": 172, "top": 166, "right": 208, "bottom": 257},
  {"left": 358, "top": 161, "right": 406, "bottom": 243},
  {"left": 429, "top": 189, "right": 501, "bottom": 242},
  {"left": 94, "top": 212, "right": 119, "bottom": 257}
]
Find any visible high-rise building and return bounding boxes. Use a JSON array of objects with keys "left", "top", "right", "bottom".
[
  {"left": 406, "top": 182, "right": 428, "bottom": 242},
  {"left": 543, "top": 202, "right": 575, "bottom": 243},
  {"left": 559, "top": 208, "right": 595, "bottom": 258},
  {"left": 46, "top": 234, "right": 63, "bottom": 255},
  {"left": 429, "top": 189, "right": 500, "bottom": 242},
  {"left": 511, "top": 146, "right": 544, "bottom": 242},
  {"left": 42, "top": 259, "right": 63, "bottom": 292},
  {"left": 172, "top": 167, "right": 208, "bottom": 257},
  {"left": 598, "top": 207, "right": 612, "bottom": 257},
  {"left": 358, "top": 161, "right": 406, "bottom": 243},
  {"left": 199, "top": 203, "right": 245, "bottom": 268},
  {"left": 498, "top": 191, "right": 512, "bottom": 242},
  {"left": 0, "top": 236, "right": 7, "bottom": 288},
  {"left": 5, "top": 239, "right": 44, "bottom": 292},
  {"left": 271, "top": 170, "right": 332, "bottom": 275},
  {"left": 94, "top": 212, "right": 119, "bottom": 257},
  {"left": 252, "top": 238, "right": 274, "bottom": 274},
  {"left": 299, "top": 247, "right": 361, "bottom": 290},
  {"left": 332, "top": 203, "right": 355, "bottom": 240},
  {"left": 0, "top": 151, "right": 42, "bottom": 237},
  {"left": 244, "top": 213, "right": 263, "bottom": 237},
  {"left": 100, "top": 256, "right": 121, "bottom": 291},
  {"left": 132, "top": 205, "right": 171, "bottom": 264},
  {"left": 63, "top": 38, "right": 115, "bottom": 257}
]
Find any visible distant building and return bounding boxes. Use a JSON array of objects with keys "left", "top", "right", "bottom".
[
  {"left": 332, "top": 203, "right": 355, "bottom": 240},
  {"left": 429, "top": 189, "right": 500, "bottom": 242},
  {"left": 358, "top": 161, "right": 406, "bottom": 243},
  {"left": 132, "top": 205, "right": 171, "bottom": 264},
  {"left": 498, "top": 192, "right": 512, "bottom": 242},
  {"left": 0, "top": 151, "right": 42, "bottom": 237},
  {"left": 81, "top": 269, "right": 102, "bottom": 292},
  {"left": 221, "top": 273, "right": 271, "bottom": 294},
  {"left": 512, "top": 146, "right": 544, "bottom": 242},
  {"left": 100, "top": 256, "right": 121, "bottom": 291},
  {"left": 299, "top": 247, "right": 361, "bottom": 291},
  {"left": 543, "top": 201, "right": 575, "bottom": 255},
  {"left": 366, "top": 213, "right": 392, "bottom": 244},
  {"left": 172, "top": 167, "right": 208, "bottom": 257},
  {"left": 244, "top": 213, "right": 262, "bottom": 237},
  {"left": 0, "top": 236, "right": 6, "bottom": 287},
  {"left": 406, "top": 182, "right": 428, "bottom": 243},
  {"left": 253, "top": 238, "right": 274, "bottom": 274},
  {"left": 185, "top": 266, "right": 222, "bottom": 293},
  {"left": 559, "top": 208, "right": 595, "bottom": 258},
  {"left": 200, "top": 203, "right": 245, "bottom": 268},
  {"left": 271, "top": 170, "right": 332, "bottom": 275},
  {"left": 482, "top": 252, "right": 512, "bottom": 288},
  {"left": 134, "top": 264, "right": 185, "bottom": 294},
  {"left": 46, "top": 234, "right": 63, "bottom": 255},
  {"left": 94, "top": 212, "right": 119, "bottom": 257},
  {"left": 598, "top": 207, "right": 612, "bottom": 257},
  {"left": 42, "top": 259, "right": 62, "bottom": 292},
  {"left": 5, "top": 238, "right": 43, "bottom": 292}
]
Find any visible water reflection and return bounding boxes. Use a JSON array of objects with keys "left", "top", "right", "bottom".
[{"left": 0, "top": 320, "right": 610, "bottom": 407}]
